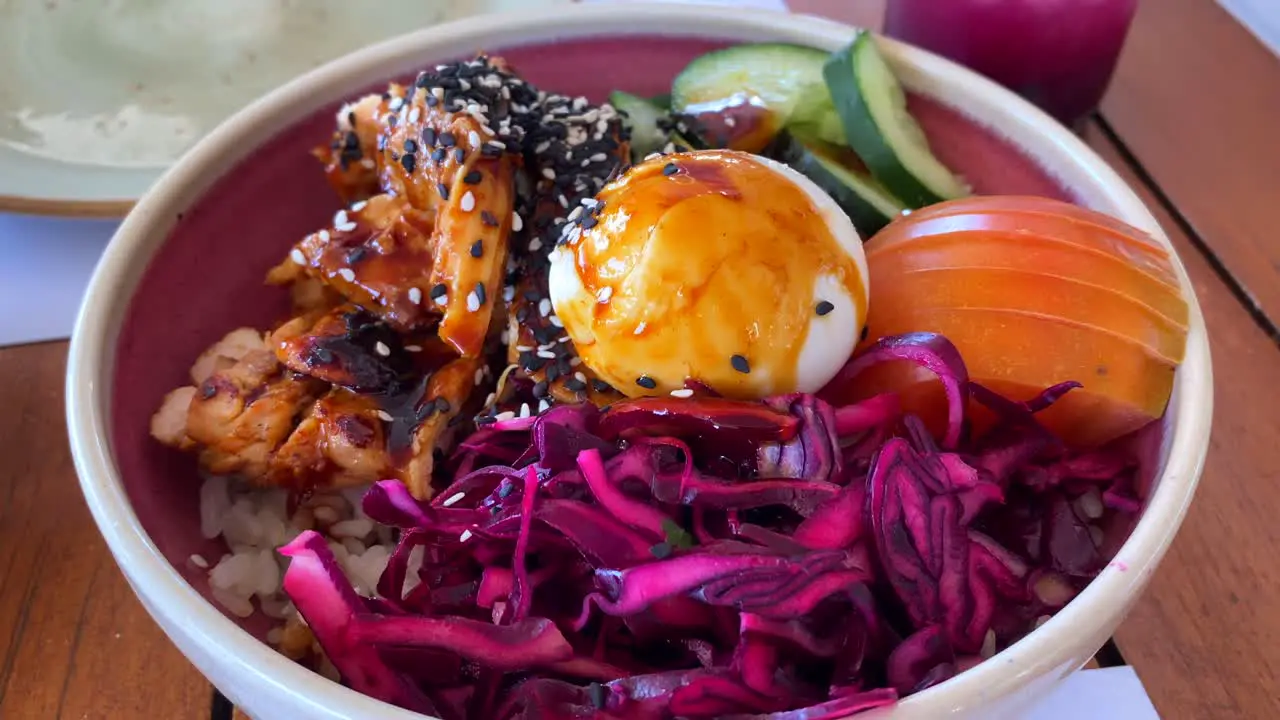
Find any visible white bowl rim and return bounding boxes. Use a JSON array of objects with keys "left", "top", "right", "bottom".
[{"left": 65, "top": 4, "right": 1213, "bottom": 719}]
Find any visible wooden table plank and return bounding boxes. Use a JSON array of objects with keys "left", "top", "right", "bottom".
[
  {"left": 1103, "top": 0, "right": 1280, "bottom": 326},
  {"left": 1083, "top": 122, "right": 1280, "bottom": 720},
  {"left": 0, "top": 341, "right": 211, "bottom": 720}
]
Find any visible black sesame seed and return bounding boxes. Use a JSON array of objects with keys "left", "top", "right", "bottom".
[
  {"left": 463, "top": 170, "right": 482, "bottom": 184},
  {"left": 525, "top": 354, "right": 548, "bottom": 372},
  {"left": 816, "top": 300, "right": 835, "bottom": 316},
  {"left": 546, "top": 364, "right": 562, "bottom": 382},
  {"left": 415, "top": 73, "right": 432, "bottom": 88},
  {"left": 345, "top": 246, "right": 368, "bottom": 264},
  {"left": 400, "top": 153, "right": 416, "bottom": 173},
  {"left": 591, "top": 379, "right": 612, "bottom": 394},
  {"left": 429, "top": 283, "right": 448, "bottom": 299},
  {"left": 731, "top": 354, "right": 751, "bottom": 374},
  {"left": 347, "top": 111, "right": 357, "bottom": 127},
  {"left": 200, "top": 381, "right": 217, "bottom": 399},
  {"left": 470, "top": 239, "right": 483, "bottom": 258},
  {"left": 474, "top": 282, "right": 486, "bottom": 304},
  {"left": 481, "top": 210, "right": 499, "bottom": 227},
  {"left": 454, "top": 147, "right": 465, "bottom": 163},
  {"left": 431, "top": 147, "right": 447, "bottom": 163},
  {"left": 434, "top": 397, "right": 451, "bottom": 413},
  {"left": 860, "top": 326, "right": 869, "bottom": 342},
  {"left": 440, "top": 132, "right": 456, "bottom": 147},
  {"left": 437, "top": 182, "right": 450, "bottom": 201},
  {"left": 580, "top": 215, "right": 598, "bottom": 230},
  {"left": 422, "top": 127, "right": 437, "bottom": 146},
  {"left": 404, "top": 139, "right": 418, "bottom": 154},
  {"left": 476, "top": 414, "right": 496, "bottom": 426},
  {"left": 426, "top": 94, "right": 439, "bottom": 108},
  {"left": 516, "top": 307, "right": 530, "bottom": 323},
  {"left": 662, "top": 162, "right": 679, "bottom": 176},
  {"left": 481, "top": 143, "right": 503, "bottom": 158},
  {"left": 564, "top": 378, "right": 587, "bottom": 393},
  {"left": 636, "top": 376, "right": 657, "bottom": 389},
  {"left": 532, "top": 380, "right": 549, "bottom": 398}
]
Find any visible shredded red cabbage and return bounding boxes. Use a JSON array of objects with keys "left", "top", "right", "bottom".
[{"left": 279, "top": 332, "right": 1147, "bottom": 719}]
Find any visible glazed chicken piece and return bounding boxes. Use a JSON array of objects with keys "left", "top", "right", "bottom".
[
  {"left": 281, "top": 62, "right": 526, "bottom": 359},
  {"left": 181, "top": 338, "right": 325, "bottom": 482}
]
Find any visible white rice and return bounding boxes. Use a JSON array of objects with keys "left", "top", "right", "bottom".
[{"left": 197, "top": 476, "right": 395, "bottom": 630}]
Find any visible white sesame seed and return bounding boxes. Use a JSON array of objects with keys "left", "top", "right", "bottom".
[
  {"left": 568, "top": 206, "right": 584, "bottom": 221},
  {"left": 535, "top": 141, "right": 551, "bottom": 154},
  {"left": 361, "top": 158, "right": 375, "bottom": 169},
  {"left": 596, "top": 119, "right": 609, "bottom": 133},
  {"left": 460, "top": 191, "right": 476, "bottom": 212},
  {"left": 538, "top": 399, "right": 550, "bottom": 413},
  {"left": 538, "top": 298, "right": 551, "bottom": 317},
  {"left": 408, "top": 107, "right": 421, "bottom": 124},
  {"left": 443, "top": 492, "right": 466, "bottom": 507},
  {"left": 515, "top": 344, "right": 533, "bottom": 352},
  {"left": 528, "top": 238, "right": 543, "bottom": 252},
  {"left": 558, "top": 336, "right": 572, "bottom": 344},
  {"left": 459, "top": 79, "right": 472, "bottom": 91},
  {"left": 290, "top": 248, "right": 306, "bottom": 265},
  {"left": 670, "top": 388, "right": 695, "bottom": 398},
  {"left": 634, "top": 321, "right": 647, "bottom": 335},
  {"left": 644, "top": 152, "right": 662, "bottom": 162},
  {"left": 495, "top": 411, "right": 515, "bottom": 422},
  {"left": 334, "top": 209, "right": 349, "bottom": 227},
  {"left": 581, "top": 159, "right": 591, "bottom": 168},
  {"left": 512, "top": 212, "right": 523, "bottom": 232},
  {"left": 557, "top": 194, "right": 569, "bottom": 209},
  {"left": 541, "top": 168, "right": 556, "bottom": 180},
  {"left": 408, "top": 287, "right": 422, "bottom": 304},
  {"left": 590, "top": 153, "right": 607, "bottom": 162},
  {"left": 474, "top": 368, "right": 484, "bottom": 385},
  {"left": 405, "top": 345, "right": 423, "bottom": 352},
  {"left": 596, "top": 286, "right": 613, "bottom": 303},
  {"left": 581, "top": 198, "right": 599, "bottom": 208},
  {"left": 388, "top": 96, "right": 405, "bottom": 111},
  {"left": 468, "top": 130, "right": 481, "bottom": 148},
  {"left": 350, "top": 200, "right": 367, "bottom": 212},
  {"left": 377, "top": 409, "right": 394, "bottom": 421},
  {"left": 374, "top": 341, "right": 390, "bottom": 357},
  {"left": 549, "top": 315, "right": 564, "bottom": 328},
  {"left": 519, "top": 403, "right": 531, "bottom": 418},
  {"left": 189, "top": 554, "right": 209, "bottom": 569},
  {"left": 569, "top": 357, "right": 582, "bottom": 367},
  {"left": 437, "top": 294, "right": 449, "bottom": 306},
  {"left": 503, "top": 285, "right": 516, "bottom": 302},
  {"left": 337, "top": 268, "right": 356, "bottom": 282},
  {"left": 724, "top": 116, "right": 737, "bottom": 128},
  {"left": 537, "top": 350, "right": 556, "bottom": 359},
  {"left": 318, "top": 229, "right": 331, "bottom": 243},
  {"left": 466, "top": 291, "right": 480, "bottom": 312},
  {"left": 459, "top": 529, "right": 473, "bottom": 542},
  {"left": 574, "top": 372, "right": 587, "bottom": 384}
]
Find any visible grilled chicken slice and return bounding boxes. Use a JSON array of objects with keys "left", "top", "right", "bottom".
[
  {"left": 184, "top": 348, "right": 325, "bottom": 481},
  {"left": 296, "top": 67, "right": 523, "bottom": 359}
]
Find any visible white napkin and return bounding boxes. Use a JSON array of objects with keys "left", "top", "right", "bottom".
[
  {"left": 0, "top": 214, "right": 116, "bottom": 348},
  {"left": 1217, "top": 0, "right": 1280, "bottom": 57}
]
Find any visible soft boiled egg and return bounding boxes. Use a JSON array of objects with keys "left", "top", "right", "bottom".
[{"left": 548, "top": 149, "right": 869, "bottom": 400}]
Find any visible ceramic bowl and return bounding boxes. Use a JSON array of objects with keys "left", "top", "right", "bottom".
[{"left": 66, "top": 5, "right": 1213, "bottom": 719}]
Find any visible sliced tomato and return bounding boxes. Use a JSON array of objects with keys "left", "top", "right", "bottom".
[
  {"left": 855, "top": 305, "right": 1178, "bottom": 447},
  {"left": 870, "top": 266, "right": 1187, "bottom": 363},
  {"left": 866, "top": 231, "right": 1189, "bottom": 326},
  {"left": 870, "top": 210, "right": 1180, "bottom": 286},
  {"left": 887, "top": 195, "right": 1169, "bottom": 253}
]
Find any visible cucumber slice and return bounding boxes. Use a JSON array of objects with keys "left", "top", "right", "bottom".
[
  {"left": 670, "top": 43, "right": 845, "bottom": 146},
  {"left": 823, "top": 33, "right": 968, "bottom": 207},
  {"left": 610, "top": 90, "right": 671, "bottom": 162},
  {"left": 770, "top": 133, "right": 905, "bottom": 235}
]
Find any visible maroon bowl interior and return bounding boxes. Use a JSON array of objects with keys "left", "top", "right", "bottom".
[{"left": 109, "top": 34, "right": 1078, "bottom": 630}]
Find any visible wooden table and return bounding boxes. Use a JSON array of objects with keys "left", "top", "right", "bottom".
[{"left": 3, "top": 1, "right": 1278, "bottom": 718}]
